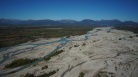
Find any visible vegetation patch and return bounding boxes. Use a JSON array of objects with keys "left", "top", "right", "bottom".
[
  {"left": 24, "top": 73, "right": 35, "bottom": 77},
  {"left": 82, "top": 43, "right": 86, "bottom": 46},
  {"left": 24, "top": 70, "right": 58, "bottom": 77},
  {"left": 8, "top": 71, "right": 16, "bottom": 74},
  {"left": 41, "top": 65, "right": 48, "bottom": 70},
  {"left": 0, "top": 27, "right": 93, "bottom": 48},
  {"left": 118, "top": 38, "right": 122, "bottom": 40},
  {"left": 129, "top": 36, "right": 133, "bottom": 38},
  {"left": 44, "top": 50, "right": 64, "bottom": 61},
  {"left": 74, "top": 44, "right": 79, "bottom": 47},
  {"left": 5, "top": 58, "right": 38, "bottom": 68},
  {"left": 69, "top": 47, "right": 72, "bottom": 49},
  {"left": 93, "top": 71, "right": 115, "bottom": 77},
  {"left": 37, "top": 70, "right": 57, "bottom": 77},
  {"left": 115, "top": 26, "right": 138, "bottom": 33},
  {"left": 78, "top": 72, "right": 84, "bottom": 77}
]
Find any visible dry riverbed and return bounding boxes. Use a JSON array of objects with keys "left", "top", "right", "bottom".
[{"left": 0, "top": 27, "right": 138, "bottom": 77}]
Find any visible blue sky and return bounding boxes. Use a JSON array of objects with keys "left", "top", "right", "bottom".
[{"left": 0, "top": 0, "right": 138, "bottom": 21}]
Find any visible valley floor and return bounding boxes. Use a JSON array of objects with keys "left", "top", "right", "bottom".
[{"left": 0, "top": 27, "right": 138, "bottom": 77}]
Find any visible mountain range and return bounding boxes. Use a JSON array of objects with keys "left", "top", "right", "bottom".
[{"left": 0, "top": 18, "right": 138, "bottom": 27}]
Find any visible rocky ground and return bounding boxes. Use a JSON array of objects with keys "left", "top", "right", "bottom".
[{"left": 0, "top": 27, "right": 138, "bottom": 77}]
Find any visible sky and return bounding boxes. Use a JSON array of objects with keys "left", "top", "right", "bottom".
[{"left": 0, "top": 0, "right": 138, "bottom": 22}]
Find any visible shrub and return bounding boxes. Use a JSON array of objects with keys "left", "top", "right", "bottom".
[
  {"left": 41, "top": 65, "right": 48, "bottom": 70},
  {"left": 78, "top": 72, "right": 84, "bottom": 77},
  {"left": 24, "top": 73, "right": 35, "bottom": 77},
  {"left": 118, "top": 38, "right": 122, "bottom": 40},
  {"left": 37, "top": 70, "right": 56, "bottom": 77},
  {"left": 74, "top": 44, "right": 79, "bottom": 47},
  {"left": 82, "top": 43, "right": 86, "bottom": 46},
  {"left": 129, "top": 36, "right": 133, "bottom": 38},
  {"left": 69, "top": 47, "right": 72, "bottom": 49}
]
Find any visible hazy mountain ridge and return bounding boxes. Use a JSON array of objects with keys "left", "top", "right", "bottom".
[{"left": 0, "top": 18, "right": 138, "bottom": 27}]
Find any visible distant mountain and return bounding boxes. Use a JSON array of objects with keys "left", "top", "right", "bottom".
[
  {"left": 59, "top": 19, "right": 77, "bottom": 23},
  {"left": 0, "top": 18, "right": 22, "bottom": 24},
  {"left": 99, "top": 19, "right": 121, "bottom": 26},
  {"left": 0, "top": 18, "right": 138, "bottom": 27},
  {"left": 80, "top": 19, "right": 97, "bottom": 24}
]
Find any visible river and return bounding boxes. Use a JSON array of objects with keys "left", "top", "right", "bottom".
[{"left": 0, "top": 30, "right": 95, "bottom": 77}]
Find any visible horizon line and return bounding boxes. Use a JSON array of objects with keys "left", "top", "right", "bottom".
[{"left": 0, "top": 18, "right": 137, "bottom": 22}]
